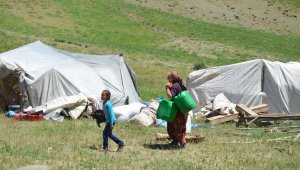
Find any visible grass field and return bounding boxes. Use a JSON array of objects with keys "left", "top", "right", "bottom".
[
  {"left": 1, "top": 114, "right": 300, "bottom": 170},
  {"left": 1, "top": 0, "right": 300, "bottom": 169}
]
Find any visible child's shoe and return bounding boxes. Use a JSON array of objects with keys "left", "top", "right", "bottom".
[
  {"left": 98, "top": 147, "right": 108, "bottom": 152},
  {"left": 117, "top": 144, "right": 125, "bottom": 152}
]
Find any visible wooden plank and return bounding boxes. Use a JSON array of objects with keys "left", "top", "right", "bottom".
[
  {"left": 223, "top": 132, "right": 252, "bottom": 136},
  {"left": 242, "top": 114, "right": 300, "bottom": 126},
  {"left": 267, "top": 135, "right": 295, "bottom": 143},
  {"left": 155, "top": 133, "right": 169, "bottom": 138},
  {"left": 246, "top": 113, "right": 300, "bottom": 119},
  {"left": 219, "top": 140, "right": 260, "bottom": 144},
  {"left": 293, "top": 133, "right": 300, "bottom": 142},
  {"left": 250, "top": 104, "right": 270, "bottom": 114},
  {"left": 247, "top": 116, "right": 260, "bottom": 125},
  {"left": 265, "top": 126, "right": 300, "bottom": 133},
  {"left": 206, "top": 113, "right": 239, "bottom": 125},
  {"left": 155, "top": 133, "right": 205, "bottom": 143},
  {"left": 236, "top": 104, "right": 258, "bottom": 116}
]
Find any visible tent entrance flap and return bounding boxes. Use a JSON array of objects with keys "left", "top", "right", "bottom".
[{"left": 0, "top": 70, "right": 22, "bottom": 110}]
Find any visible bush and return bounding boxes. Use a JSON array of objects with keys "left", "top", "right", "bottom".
[{"left": 193, "top": 62, "right": 207, "bottom": 70}]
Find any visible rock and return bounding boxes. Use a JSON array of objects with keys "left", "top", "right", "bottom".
[{"left": 17, "top": 165, "right": 48, "bottom": 170}]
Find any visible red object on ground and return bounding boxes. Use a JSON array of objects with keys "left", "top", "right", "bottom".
[
  {"left": 14, "top": 113, "right": 24, "bottom": 121},
  {"left": 25, "top": 114, "right": 44, "bottom": 121},
  {"left": 14, "top": 112, "right": 43, "bottom": 121}
]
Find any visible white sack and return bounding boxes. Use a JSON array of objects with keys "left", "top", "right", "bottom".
[
  {"left": 128, "top": 107, "right": 156, "bottom": 126},
  {"left": 114, "top": 102, "right": 145, "bottom": 121},
  {"left": 212, "top": 93, "right": 236, "bottom": 111},
  {"left": 147, "top": 100, "right": 159, "bottom": 111}
]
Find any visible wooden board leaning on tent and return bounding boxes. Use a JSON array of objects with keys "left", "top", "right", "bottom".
[{"left": 236, "top": 104, "right": 258, "bottom": 116}]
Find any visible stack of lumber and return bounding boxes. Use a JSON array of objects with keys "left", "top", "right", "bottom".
[
  {"left": 235, "top": 104, "right": 300, "bottom": 127},
  {"left": 206, "top": 104, "right": 270, "bottom": 125}
]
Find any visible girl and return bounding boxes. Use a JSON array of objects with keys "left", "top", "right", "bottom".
[{"left": 100, "top": 90, "right": 125, "bottom": 152}]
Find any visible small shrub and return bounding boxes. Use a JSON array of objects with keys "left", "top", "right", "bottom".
[{"left": 193, "top": 62, "right": 207, "bottom": 70}]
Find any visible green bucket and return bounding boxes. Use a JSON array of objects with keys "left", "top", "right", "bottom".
[
  {"left": 174, "top": 90, "right": 196, "bottom": 114},
  {"left": 157, "top": 98, "right": 178, "bottom": 122}
]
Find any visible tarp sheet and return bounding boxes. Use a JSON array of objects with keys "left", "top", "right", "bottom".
[
  {"left": 188, "top": 59, "right": 300, "bottom": 114},
  {"left": 0, "top": 41, "right": 140, "bottom": 115}
]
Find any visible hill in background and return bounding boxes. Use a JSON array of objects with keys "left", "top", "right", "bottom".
[
  {"left": 0, "top": 0, "right": 300, "bottom": 99},
  {"left": 124, "top": 0, "right": 300, "bottom": 35}
]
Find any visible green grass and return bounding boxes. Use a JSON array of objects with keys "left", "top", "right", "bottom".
[
  {"left": 1, "top": 0, "right": 300, "bottom": 100},
  {"left": 1, "top": 0, "right": 300, "bottom": 63},
  {"left": 1, "top": 114, "right": 300, "bottom": 169},
  {"left": 127, "top": 3, "right": 300, "bottom": 61},
  {"left": 1, "top": 0, "right": 300, "bottom": 168},
  {"left": 271, "top": 0, "right": 300, "bottom": 7}
]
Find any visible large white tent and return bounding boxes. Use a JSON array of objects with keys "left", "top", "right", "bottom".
[
  {"left": 0, "top": 41, "right": 140, "bottom": 117},
  {"left": 187, "top": 59, "right": 300, "bottom": 114}
]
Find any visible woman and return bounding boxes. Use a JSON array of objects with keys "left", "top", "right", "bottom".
[{"left": 165, "top": 71, "right": 188, "bottom": 149}]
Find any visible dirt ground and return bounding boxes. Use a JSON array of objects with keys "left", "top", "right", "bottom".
[{"left": 123, "top": 0, "right": 300, "bottom": 35}]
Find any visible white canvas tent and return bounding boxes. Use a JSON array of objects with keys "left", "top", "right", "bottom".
[
  {"left": 188, "top": 59, "right": 300, "bottom": 114},
  {"left": 0, "top": 41, "right": 140, "bottom": 118}
]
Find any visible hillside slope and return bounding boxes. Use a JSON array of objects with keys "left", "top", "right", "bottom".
[
  {"left": 124, "top": 0, "right": 300, "bottom": 35},
  {"left": 0, "top": 0, "right": 300, "bottom": 99}
]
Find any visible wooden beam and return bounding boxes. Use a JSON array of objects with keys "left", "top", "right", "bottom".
[
  {"left": 246, "top": 113, "right": 300, "bottom": 119},
  {"left": 236, "top": 104, "right": 258, "bottom": 116},
  {"left": 155, "top": 133, "right": 205, "bottom": 143},
  {"left": 206, "top": 113, "right": 239, "bottom": 125},
  {"left": 250, "top": 104, "right": 270, "bottom": 114},
  {"left": 265, "top": 126, "right": 300, "bottom": 133},
  {"left": 293, "top": 133, "right": 300, "bottom": 142}
]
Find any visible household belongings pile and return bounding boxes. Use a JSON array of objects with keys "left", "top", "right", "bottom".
[
  {"left": 188, "top": 59, "right": 300, "bottom": 114},
  {"left": 85, "top": 99, "right": 156, "bottom": 127},
  {"left": 122, "top": 99, "right": 193, "bottom": 133},
  {"left": 0, "top": 41, "right": 140, "bottom": 119},
  {"left": 194, "top": 93, "right": 270, "bottom": 124},
  {"left": 194, "top": 93, "right": 238, "bottom": 120},
  {"left": 5, "top": 105, "right": 44, "bottom": 121},
  {"left": 112, "top": 100, "right": 158, "bottom": 127},
  {"left": 128, "top": 100, "right": 158, "bottom": 127}
]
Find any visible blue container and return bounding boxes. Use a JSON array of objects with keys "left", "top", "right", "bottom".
[{"left": 6, "top": 110, "right": 16, "bottom": 117}]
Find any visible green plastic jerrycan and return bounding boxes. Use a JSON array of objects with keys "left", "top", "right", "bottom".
[
  {"left": 157, "top": 98, "right": 178, "bottom": 122},
  {"left": 174, "top": 90, "right": 196, "bottom": 114}
]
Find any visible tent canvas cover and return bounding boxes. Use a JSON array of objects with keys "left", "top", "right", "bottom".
[
  {"left": 188, "top": 59, "right": 300, "bottom": 114},
  {"left": 0, "top": 41, "right": 140, "bottom": 118}
]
